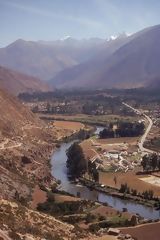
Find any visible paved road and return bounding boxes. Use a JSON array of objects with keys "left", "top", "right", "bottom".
[{"left": 122, "top": 102, "right": 154, "bottom": 154}]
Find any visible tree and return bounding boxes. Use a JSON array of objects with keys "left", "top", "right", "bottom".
[
  {"left": 119, "top": 183, "right": 130, "bottom": 194},
  {"left": 88, "top": 161, "right": 99, "bottom": 182},
  {"left": 46, "top": 102, "right": 51, "bottom": 113},
  {"left": 114, "top": 176, "right": 117, "bottom": 185},
  {"left": 99, "top": 128, "right": 114, "bottom": 138},
  {"left": 141, "top": 154, "right": 149, "bottom": 171},
  {"left": 66, "top": 142, "right": 87, "bottom": 178},
  {"left": 151, "top": 153, "right": 158, "bottom": 171},
  {"left": 158, "top": 157, "right": 160, "bottom": 170},
  {"left": 141, "top": 153, "right": 160, "bottom": 172}
]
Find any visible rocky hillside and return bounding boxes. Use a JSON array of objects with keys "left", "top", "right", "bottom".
[
  {"left": 0, "top": 87, "right": 56, "bottom": 201},
  {"left": 0, "top": 88, "right": 96, "bottom": 240},
  {"left": 0, "top": 199, "right": 75, "bottom": 240},
  {"left": 0, "top": 87, "right": 44, "bottom": 137},
  {"left": 0, "top": 66, "right": 49, "bottom": 95},
  {"left": 50, "top": 25, "right": 160, "bottom": 89}
]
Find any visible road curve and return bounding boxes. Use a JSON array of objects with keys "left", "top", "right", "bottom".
[{"left": 122, "top": 102, "right": 154, "bottom": 154}]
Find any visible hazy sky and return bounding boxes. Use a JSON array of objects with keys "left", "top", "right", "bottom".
[{"left": 0, "top": 0, "right": 160, "bottom": 46}]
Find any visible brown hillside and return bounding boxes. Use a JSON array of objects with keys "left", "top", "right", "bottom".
[
  {"left": 0, "top": 87, "right": 41, "bottom": 137},
  {"left": 0, "top": 88, "right": 56, "bottom": 202},
  {"left": 0, "top": 65, "right": 50, "bottom": 95}
]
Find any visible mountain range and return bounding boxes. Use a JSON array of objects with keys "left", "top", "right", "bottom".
[
  {"left": 0, "top": 25, "right": 160, "bottom": 91},
  {"left": 49, "top": 25, "right": 160, "bottom": 89},
  {"left": 0, "top": 38, "right": 105, "bottom": 81}
]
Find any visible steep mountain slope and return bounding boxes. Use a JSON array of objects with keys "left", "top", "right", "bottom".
[
  {"left": 0, "top": 199, "right": 75, "bottom": 240},
  {"left": 49, "top": 33, "right": 131, "bottom": 88},
  {"left": 0, "top": 87, "right": 41, "bottom": 137},
  {"left": 0, "top": 87, "right": 56, "bottom": 202},
  {"left": 0, "top": 38, "right": 105, "bottom": 80},
  {"left": 0, "top": 65, "right": 50, "bottom": 95},
  {"left": 0, "top": 89, "right": 95, "bottom": 240},
  {"left": 50, "top": 25, "right": 160, "bottom": 89}
]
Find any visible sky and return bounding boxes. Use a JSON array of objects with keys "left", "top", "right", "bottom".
[{"left": 0, "top": 0, "right": 160, "bottom": 46}]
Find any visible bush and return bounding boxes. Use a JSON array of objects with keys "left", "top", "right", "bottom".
[
  {"left": 98, "top": 215, "right": 106, "bottom": 221},
  {"left": 85, "top": 213, "right": 96, "bottom": 223},
  {"left": 119, "top": 183, "right": 130, "bottom": 194},
  {"left": 89, "top": 223, "right": 100, "bottom": 233}
]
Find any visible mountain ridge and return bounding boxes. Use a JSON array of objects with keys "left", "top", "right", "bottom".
[
  {"left": 0, "top": 38, "right": 106, "bottom": 80},
  {"left": 0, "top": 65, "right": 50, "bottom": 95},
  {"left": 49, "top": 25, "right": 160, "bottom": 89}
]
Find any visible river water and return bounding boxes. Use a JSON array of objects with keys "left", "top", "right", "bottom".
[{"left": 51, "top": 127, "right": 160, "bottom": 220}]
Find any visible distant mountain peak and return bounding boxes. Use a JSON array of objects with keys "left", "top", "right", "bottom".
[
  {"left": 7, "top": 38, "right": 25, "bottom": 47},
  {"left": 107, "top": 32, "right": 131, "bottom": 42},
  {"left": 49, "top": 25, "right": 160, "bottom": 89},
  {"left": 110, "top": 35, "right": 118, "bottom": 40},
  {"left": 60, "top": 35, "right": 72, "bottom": 41}
]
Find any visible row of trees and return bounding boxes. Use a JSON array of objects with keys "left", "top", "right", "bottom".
[
  {"left": 66, "top": 142, "right": 99, "bottom": 182},
  {"left": 99, "top": 121, "right": 145, "bottom": 139},
  {"left": 119, "top": 183, "right": 154, "bottom": 200},
  {"left": 141, "top": 153, "right": 160, "bottom": 172},
  {"left": 66, "top": 142, "right": 87, "bottom": 178}
]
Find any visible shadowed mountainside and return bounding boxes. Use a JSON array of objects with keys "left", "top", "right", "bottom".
[
  {"left": 50, "top": 25, "right": 160, "bottom": 89},
  {"left": 0, "top": 38, "right": 105, "bottom": 80}
]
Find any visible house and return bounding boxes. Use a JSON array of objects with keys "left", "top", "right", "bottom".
[{"left": 108, "top": 228, "right": 120, "bottom": 236}]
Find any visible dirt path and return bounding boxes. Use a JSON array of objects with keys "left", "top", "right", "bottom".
[
  {"left": 0, "top": 139, "right": 9, "bottom": 149},
  {"left": 0, "top": 139, "right": 22, "bottom": 150},
  {"left": 93, "top": 236, "right": 117, "bottom": 240},
  {"left": 0, "top": 230, "right": 12, "bottom": 240}
]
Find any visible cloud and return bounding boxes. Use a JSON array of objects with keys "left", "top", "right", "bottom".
[{"left": 1, "top": 0, "right": 103, "bottom": 29}]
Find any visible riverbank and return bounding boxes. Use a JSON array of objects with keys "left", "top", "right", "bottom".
[
  {"left": 50, "top": 134, "right": 160, "bottom": 220},
  {"left": 79, "top": 177, "right": 160, "bottom": 209}
]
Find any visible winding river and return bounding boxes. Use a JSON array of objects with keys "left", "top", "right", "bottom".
[{"left": 51, "top": 127, "right": 160, "bottom": 220}]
